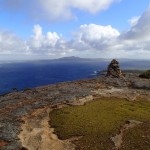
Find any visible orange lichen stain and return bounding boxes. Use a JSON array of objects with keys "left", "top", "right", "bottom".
[{"left": 0, "top": 140, "right": 8, "bottom": 148}]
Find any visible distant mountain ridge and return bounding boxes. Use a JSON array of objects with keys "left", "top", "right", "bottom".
[
  {"left": 53, "top": 56, "right": 110, "bottom": 62},
  {"left": 53, "top": 56, "right": 150, "bottom": 62},
  {"left": 54, "top": 56, "right": 93, "bottom": 61},
  {"left": 0, "top": 56, "right": 149, "bottom": 63}
]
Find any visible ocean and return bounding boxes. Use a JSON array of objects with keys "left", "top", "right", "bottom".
[{"left": 0, "top": 59, "right": 149, "bottom": 95}]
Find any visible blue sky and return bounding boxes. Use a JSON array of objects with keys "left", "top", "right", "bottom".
[{"left": 0, "top": 0, "right": 150, "bottom": 60}]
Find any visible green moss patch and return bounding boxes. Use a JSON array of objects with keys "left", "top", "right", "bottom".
[{"left": 50, "top": 98, "right": 150, "bottom": 150}]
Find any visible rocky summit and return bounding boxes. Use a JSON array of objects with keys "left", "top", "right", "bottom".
[{"left": 106, "top": 59, "right": 123, "bottom": 78}]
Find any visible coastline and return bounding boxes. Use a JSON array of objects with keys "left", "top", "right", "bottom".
[{"left": 0, "top": 72, "right": 150, "bottom": 150}]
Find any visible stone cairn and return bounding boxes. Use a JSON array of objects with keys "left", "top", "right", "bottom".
[{"left": 106, "top": 59, "right": 123, "bottom": 78}]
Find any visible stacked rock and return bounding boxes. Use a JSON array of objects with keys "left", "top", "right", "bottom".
[{"left": 106, "top": 59, "right": 123, "bottom": 78}]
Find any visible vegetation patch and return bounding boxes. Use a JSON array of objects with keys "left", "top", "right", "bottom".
[
  {"left": 50, "top": 98, "right": 150, "bottom": 150},
  {"left": 122, "top": 122, "right": 150, "bottom": 150},
  {"left": 139, "top": 70, "right": 150, "bottom": 79}
]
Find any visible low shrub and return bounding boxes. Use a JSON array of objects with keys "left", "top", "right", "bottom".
[{"left": 139, "top": 70, "right": 150, "bottom": 79}]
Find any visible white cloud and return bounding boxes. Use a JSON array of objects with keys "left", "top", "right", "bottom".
[
  {"left": 1, "top": 5, "right": 150, "bottom": 60},
  {"left": 0, "top": 31, "right": 27, "bottom": 54},
  {"left": 30, "top": 24, "right": 43, "bottom": 48},
  {"left": 0, "top": 25, "right": 68, "bottom": 57},
  {"left": 113, "top": 6, "right": 150, "bottom": 59},
  {"left": 30, "top": 24, "right": 60, "bottom": 49},
  {"left": 71, "top": 24, "right": 120, "bottom": 51},
  {"left": 38, "top": 0, "right": 119, "bottom": 20},
  {"left": 128, "top": 16, "right": 140, "bottom": 26},
  {"left": 68, "top": 7, "right": 150, "bottom": 59},
  {"left": 27, "top": 24, "right": 67, "bottom": 55},
  {"left": 78, "top": 24, "right": 120, "bottom": 41},
  {"left": 33, "top": 24, "right": 43, "bottom": 40},
  {"left": 1, "top": 0, "right": 119, "bottom": 21},
  {"left": 123, "top": 6, "right": 150, "bottom": 41}
]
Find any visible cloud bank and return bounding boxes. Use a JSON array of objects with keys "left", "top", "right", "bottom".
[
  {"left": 1, "top": 0, "right": 118, "bottom": 21},
  {"left": 0, "top": 5, "right": 150, "bottom": 59}
]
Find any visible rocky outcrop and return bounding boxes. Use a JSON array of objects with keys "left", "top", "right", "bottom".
[
  {"left": 106, "top": 59, "right": 123, "bottom": 78},
  {"left": 18, "top": 108, "right": 75, "bottom": 150},
  {"left": 0, "top": 71, "right": 150, "bottom": 150}
]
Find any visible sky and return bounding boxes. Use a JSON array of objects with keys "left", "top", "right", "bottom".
[{"left": 0, "top": 0, "right": 150, "bottom": 60}]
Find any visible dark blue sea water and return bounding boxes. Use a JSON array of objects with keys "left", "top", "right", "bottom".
[{"left": 0, "top": 59, "right": 149, "bottom": 95}]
